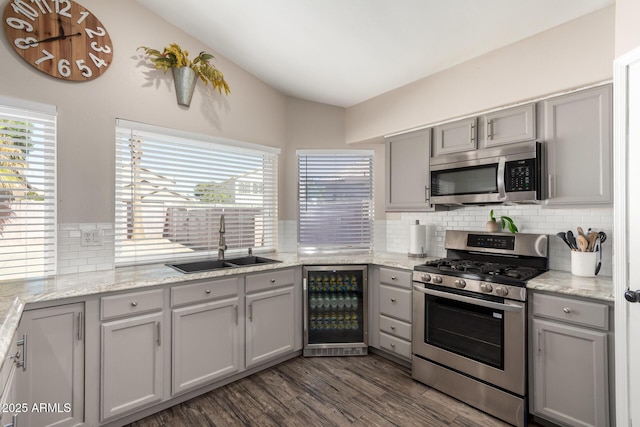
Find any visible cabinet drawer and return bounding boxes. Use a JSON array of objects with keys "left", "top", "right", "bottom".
[
  {"left": 379, "top": 315, "right": 411, "bottom": 341},
  {"left": 246, "top": 268, "right": 295, "bottom": 293},
  {"left": 532, "top": 293, "right": 608, "bottom": 330},
  {"left": 379, "top": 267, "right": 412, "bottom": 289},
  {"left": 379, "top": 332, "right": 411, "bottom": 359},
  {"left": 101, "top": 289, "right": 164, "bottom": 320},
  {"left": 379, "top": 285, "right": 412, "bottom": 322},
  {"left": 171, "top": 277, "right": 238, "bottom": 307}
]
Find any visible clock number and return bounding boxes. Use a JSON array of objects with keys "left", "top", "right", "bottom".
[
  {"left": 75, "top": 59, "right": 92, "bottom": 77},
  {"left": 88, "top": 52, "right": 107, "bottom": 68},
  {"left": 10, "top": 0, "right": 39, "bottom": 21},
  {"left": 84, "top": 26, "right": 105, "bottom": 39},
  {"left": 57, "top": 59, "right": 71, "bottom": 77},
  {"left": 76, "top": 11, "right": 89, "bottom": 24},
  {"left": 90, "top": 42, "right": 111, "bottom": 54},
  {"left": 14, "top": 37, "right": 38, "bottom": 49},
  {"left": 5, "top": 17, "right": 34, "bottom": 32},
  {"left": 34, "top": 49, "right": 54, "bottom": 65},
  {"left": 30, "top": 0, "right": 53, "bottom": 15},
  {"left": 53, "top": 0, "right": 71, "bottom": 18}
]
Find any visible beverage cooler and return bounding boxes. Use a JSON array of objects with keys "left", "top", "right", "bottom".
[{"left": 303, "top": 265, "right": 368, "bottom": 356}]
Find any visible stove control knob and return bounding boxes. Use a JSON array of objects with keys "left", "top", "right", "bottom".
[
  {"left": 432, "top": 276, "right": 443, "bottom": 284},
  {"left": 480, "top": 283, "right": 493, "bottom": 293},
  {"left": 421, "top": 274, "right": 431, "bottom": 282},
  {"left": 454, "top": 279, "right": 466, "bottom": 288},
  {"left": 495, "top": 287, "right": 509, "bottom": 297}
]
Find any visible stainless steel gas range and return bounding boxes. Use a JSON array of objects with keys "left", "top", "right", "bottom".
[{"left": 412, "top": 230, "right": 548, "bottom": 427}]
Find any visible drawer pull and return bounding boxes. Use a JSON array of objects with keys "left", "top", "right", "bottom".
[
  {"left": 390, "top": 343, "right": 396, "bottom": 348},
  {"left": 391, "top": 298, "right": 397, "bottom": 303},
  {"left": 390, "top": 326, "right": 396, "bottom": 330},
  {"left": 205, "top": 289, "right": 211, "bottom": 294},
  {"left": 391, "top": 276, "right": 397, "bottom": 280},
  {"left": 563, "top": 307, "right": 572, "bottom": 314},
  {"left": 131, "top": 301, "right": 138, "bottom": 307},
  {"left": 271, "top": 279, "right": 276, "bottom": 283}
]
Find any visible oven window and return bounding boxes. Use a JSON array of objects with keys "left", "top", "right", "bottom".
[
  {"left": 431, "top": 164, "right": 498, "bottom": 196},
  {"left": 425, "top": 295, "right": 504, "bottom": 369}
]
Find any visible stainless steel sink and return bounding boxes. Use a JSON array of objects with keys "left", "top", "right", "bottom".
[
  {"left": 225, "top": 256, "right": 281, "bottom": 266},
  {"left": 167, "top": 256, "right": 280, "bottom": 273}
]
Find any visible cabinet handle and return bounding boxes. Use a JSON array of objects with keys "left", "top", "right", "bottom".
[
  {"left": 391, "top": 276, "right": 397, "bottom": 280},
  {"left": 487, "top": 119, "right": 494, "bottom": 139},
  {"left": 205, "top": 289, "right": 211, "bottom": 294},
  {"left": 390, "top": 326, "right": 396, "bottom": 330},
  {"left": 548, "top": 174, "right": 554, "bottom": 198},
  {"left": 271, "top": 279, "right": 276, "bottom": 283},
  {"left": 391, "top": 298, "right": 397, "bottom": 303},
  {"left": 6, "top": 414, "right": 18, "bottom": 427},
  {"left": 15, "top": 334, "right": 26, "bottom": 371},
  {"left": 77, "top": 312, "right": 83, "bottom": 341},
  {"left": 249, "top": 303, "right": 253, "bottom": 322},
  {"left": 425, "top": 186, "right": 430, "bottom": 204},
  {"left": 131, "top": 301, "right": 138, "bottom": 307},
  {"left": 563, "top": 307, "right": 572, "bottom": 314},
  {"left": 537, "top": 329, "right": 541, "bottom": 353},
  {"left": 390, "top": 343, "right": 396, "bottom": 348},
  {"left": 234, "top": 305, "right": 239, "bottom": 325},
  {"left": 470, "top": 123, "right": 476, "bottom": 143},
  {"left": 156, "top": 322, "right": 161, "bottom": 347}
]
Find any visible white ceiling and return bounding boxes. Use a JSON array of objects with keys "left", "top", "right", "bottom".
[{"left": 136, "top": 0, "right": 614, "bottom": 108}]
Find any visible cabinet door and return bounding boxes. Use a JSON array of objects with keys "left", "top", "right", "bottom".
[
  {"left": 484, "top": 103, "right": 536, "bottom": 147},
  {"left": 532, "top": 318, "right": 609, "bottom": 427},
  {"left": 0, "top": 358, "right": 18, "bottom": 427},
  {"left": 101, "top": 312, "right": 163, "bottom": 422},
  {"left": 433, "top": 117, "right": 477, "bottom": 156},
  {"left": 15, "top": 303, "right": 84, "bottom": 427},
  {"left": 172, "top": 297, "right": 241, "bottom": 395},
  {"left": 385, "top": 129, "right": 434, "bottom": 211},
  {"left": 544, "top": 85, "right": 612, "bottom": 206},
  {"left": 246, "top": 286, "right": 296, "bottom": 368}
]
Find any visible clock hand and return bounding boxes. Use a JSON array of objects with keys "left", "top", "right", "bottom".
[
  {"left": 26, "top": 32, "right": 82, "bottom": 45},
  {"left": 57, "top": 16, "right": 65, "bottom": 37}
]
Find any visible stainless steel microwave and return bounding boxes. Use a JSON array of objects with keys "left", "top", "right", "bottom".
[{"left": 430, "top": 141, "right": 544, "bottom": 205}]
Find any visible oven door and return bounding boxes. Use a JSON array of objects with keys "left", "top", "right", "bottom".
[{"left": 412, "top": 283, "right": 526, "bottom": 395}]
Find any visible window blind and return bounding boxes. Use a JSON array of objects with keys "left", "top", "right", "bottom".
[
  {"left": 115, "top": 120, "right": 279, "bottom": 266},
  {"left": 0, "top": 99, "right": 56, "bottom": 281},
  {"left": 297, "top": 150, "right": 374, "bottom": 254}
]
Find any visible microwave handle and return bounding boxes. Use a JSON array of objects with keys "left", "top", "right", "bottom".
[{"left": 497, "top": 157, "right": 507, "bottom": 200}]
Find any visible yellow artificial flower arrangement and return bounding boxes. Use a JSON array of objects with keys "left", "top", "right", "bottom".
[{"left": 138, "top": 43, "right": 230, "bottom": 95}]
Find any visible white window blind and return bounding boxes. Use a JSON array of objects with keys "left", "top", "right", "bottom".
[
  {"left": 297, "top": 150, "right": 374, "bottom": 254},
  {"left": 115, "top": 120, "right": 279, "bottom": 266},
  {"left": 0, "top": 99, "right": 56, "bottom": 281}
]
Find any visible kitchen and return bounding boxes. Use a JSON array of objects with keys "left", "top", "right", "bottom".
[{"left": 0, "top": 0, "right": 638, "bottom": 426}]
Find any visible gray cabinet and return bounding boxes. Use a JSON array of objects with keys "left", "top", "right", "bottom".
[
  {"left": 15, "top": 303, "right": 85, "bottom": 427},
  {"left": 385, "top": 129, "right": 434, "bottom": 211},
  {"left": 483, "top": 103, "right": 536, "bottom": 147},
  {"left": 543, "top": 84, "right": 612, "bottom": 206},
  {"left": 245, "top": 268, "right": 301, "bottom": 369},
  {"left": 171, "top": 277, "right": 242, "bottom": 395},
  {"left": 530, "top": 292, "right": 611, "bottom": 427},
  {"left": 0, "top": 356, "right": 18, "bottom": 427},
  {"left": 369, "top": 266, "right": 412, "bottom": 362},
  {"left": 100, "top": 289, "right": 164, "bottom": 422},
  {"left": 433, "top": 117, "right": 477, "bottom": 156}
]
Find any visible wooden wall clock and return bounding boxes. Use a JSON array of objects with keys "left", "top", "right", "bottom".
[{"left": 3, "top": 0, "right": 113, "bottom": 81}]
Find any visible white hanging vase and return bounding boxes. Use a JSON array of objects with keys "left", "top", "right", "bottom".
[{"left": 172, "top": 67, "right": 197, "bottom": 107}]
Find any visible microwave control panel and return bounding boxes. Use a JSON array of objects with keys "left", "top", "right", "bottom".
[{"left": 505, "top": 158, "right": 536, "bottom": 192}]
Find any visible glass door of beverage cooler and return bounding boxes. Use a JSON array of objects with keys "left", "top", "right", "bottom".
[{"left": 303, "top": 265, "right": 368, "bottom": 356}]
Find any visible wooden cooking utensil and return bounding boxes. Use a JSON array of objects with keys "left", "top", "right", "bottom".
[{"left": 577, "top": 234, "right": 589, "bottom": 252}]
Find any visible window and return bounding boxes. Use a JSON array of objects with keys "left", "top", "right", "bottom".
[
  {"left": 115, "top": 120, "right": 279, "bottom": 266},
  {"left": 0, "top": 98, "right": 56, "bottom": 281},
  {"left": 297, "top": 150, "right": 374, "bottom": 254}
]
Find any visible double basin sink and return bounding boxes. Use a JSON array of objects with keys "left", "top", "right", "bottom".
[{"left": 167, "top": 256, "right": 281, "bottom": 274}]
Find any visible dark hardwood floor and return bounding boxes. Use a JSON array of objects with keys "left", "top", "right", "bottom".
[{"left": 127, "top": 354, "right": 542, "bottom": 427}]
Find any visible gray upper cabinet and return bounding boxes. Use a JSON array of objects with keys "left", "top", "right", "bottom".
[
  {"left": 432, "top": 117, "right": 477, "bottom": 156},
  {"left": 544, "top": 84, "right": 612, "bottom": 207},
  {"left": 483, "top": 103, "right": 536, "bottom": 147},
  {"left": 385, "top": 129, "right": 434, "bottom": 211}
]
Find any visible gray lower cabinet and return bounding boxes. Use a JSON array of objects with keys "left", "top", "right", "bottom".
[
  {"left": 15, "top": 303, "right": 85, "bottom": 427},
  {"left": 245, "top": 268, "right": 299, "bottom": 369},
  {"left": 530, "top": 292, "right": 611, "bottom": 427},
  {"left": 171, "top": 277, "right": 242, "bottom": 395},
  {"left": 100, "top": 289, "right": 164, "bottom": 422},
  {"left": 385, "top": 129, "right": 434, "bottom": 211},
  {"left": 369, "top": 266, "right": 412, "bottom": 362},
  {"left": 0, "top": 354, "right": 18, "bottom": 427},
  {"left": 543, "top": 84, "right": 612, "bottom": 207}
]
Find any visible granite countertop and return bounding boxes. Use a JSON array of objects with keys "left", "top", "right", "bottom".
[{"left": 0, "top": 251, "right": 615, "bottom": 371}]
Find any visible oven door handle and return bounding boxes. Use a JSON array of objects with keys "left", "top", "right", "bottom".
[{"left": 413, "top": 286, "right": 524, "bottom": 312}]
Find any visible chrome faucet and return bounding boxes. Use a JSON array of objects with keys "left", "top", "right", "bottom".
[{"left": 218, "top": 214, "right": 227, "bottom": 260}]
